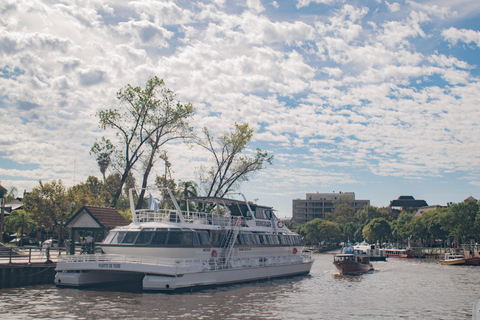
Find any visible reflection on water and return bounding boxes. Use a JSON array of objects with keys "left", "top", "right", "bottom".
[{"left": 2, "top": 254, "right": 480, "bottom": 319}]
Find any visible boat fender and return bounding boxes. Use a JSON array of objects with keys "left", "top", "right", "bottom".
[
  {"left": 293, "top": 248, "right": 298, "bottom": 255},
  {"left": 211, "top": 250, "right": 218, "bottom": 257},
  {"left": 277, "top": 221, "right": 285, "bottom": 228}
]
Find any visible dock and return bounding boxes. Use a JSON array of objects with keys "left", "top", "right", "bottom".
[{"left": 0, "top": 245, "right": 61, "bottom": 289}]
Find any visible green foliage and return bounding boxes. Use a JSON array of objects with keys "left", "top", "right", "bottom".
[
  {"left": 94, "top": 76, "right": 195, "bottom": 207},
  {"left": 90, "top": 137, "right": 114, "bottom": 182},
  {"left": 196, "top": 122, "right": 273, "bottom": 198},
  {"left": 23, "top": 180, "right": 68, "bottom": 234},
  {"left": 300, "top": 218, "right": 342, "bottom": 245},
  {"left": 355, "top": 205, "right": 391, "bottom": 224},
  {"left": 5, "top": 209, "right": 37, "bottom": 242},
  {"left": 362, "top": 218, "right": 391, "bottom": 243}
]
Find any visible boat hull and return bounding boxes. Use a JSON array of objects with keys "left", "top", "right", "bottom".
[
  {"left": 55, "top": 254, "right": 313, "bottom": 291},
  {"left": 440, "top": 259, "right": 465, "bottom": 265},
  {"left": 333, "top": 254, "right": 373, "bottom": 275},
  {"left": 465, "top": 257, "right": 480, "bottom": 265}
]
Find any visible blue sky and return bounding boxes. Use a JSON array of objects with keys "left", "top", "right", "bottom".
[{"left": 1, "top": 0, "right": 480, "bottom": 217}]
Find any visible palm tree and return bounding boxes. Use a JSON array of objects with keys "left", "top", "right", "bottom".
[
  {"left": 176, "top": 181, "right": 198, "bottom": 211},
  {"left": 6, "top": 209, "right": 37, "bottom": 245}
]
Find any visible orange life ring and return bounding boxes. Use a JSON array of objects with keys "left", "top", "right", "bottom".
[
  {"left": 277, "top": 221, "right": 285, "bottom": 228},
  {"left": 234, "top": 217, "right": 243, "bottom": 226},
  {"left": 211, "top": 250, "right": 218, "bottom": 257},
  {"left": 293, "top": 248, "right": 298, "bottom": 255}
]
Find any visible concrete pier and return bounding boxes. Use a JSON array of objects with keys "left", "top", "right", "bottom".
[{"left": 0, "top": 263, "right": 56, "bottom": 289}]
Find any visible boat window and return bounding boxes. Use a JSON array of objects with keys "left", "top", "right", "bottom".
[
  {"left": 255, "top": 208, "right": 267, "bottom": 219},
  {"left": 122, "top": 231, "right": 139, "bottom": 244},
  {"left": 166, "top": 231, "right": 183, "bottom": 245},
  {"left": 268, "top": 235, "right": 279, "bottom": 245},
  {"left": 150, "top": 230, "right": 168, "bottom": 245},
  {"left": 194, "top": 231, "right": 211, "bottom": 246},
  {"left": 258, "top": 234, "right": 268, "bottom": 245},
  {"left": 103, "top": 231, "right": 116, "bottom": 244},
  {"left": 182, "top": 232, "right": 193, "bottom": 246},
  {"left": 109, "top": 231, "right": 127, "bottom": 244},
  {"left": 135, "top": 231, "right": 154, "bottom": 245},
  {"left": 210, "top": 230, "right": 225, "bottom": 247},
  {"left": 242, "top": 233, "right": 254, "bottom": 245}
]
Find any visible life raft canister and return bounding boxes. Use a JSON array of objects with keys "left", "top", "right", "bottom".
[
  {"left": 277, "top": 220, "right": 285, "bottom": 228},
  {"left": 211, "top": 250, "right": 218, "bottom": 257}
]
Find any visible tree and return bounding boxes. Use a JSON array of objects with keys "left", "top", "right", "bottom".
[
  {"left": 176, "top": 180, "right": 198, "bottom": 211},
  {"left": 93, "top": 76, "right": 195, "bottom": 207},
  {"left": 362, "top": 218, "right": 391, "bottom": 243},
  {"left": 90, "top": 137, "right": 114, "bottom": 182},
  {"left": 355, "top": 205, "right": 390, "bottom": 224},
  {"left": 196, "top": 123, "right": 273, "bottom": 198},
  {"left": 5, "top": 209, "right": 36, "bottom": 244},
  {"left": 23, "top": 180, "right": 68, "bottom": 243},
  {"left": 301, "top": 218, "right": 342, "bottom": 245},
  {"left": 67, "top": 176, "right": 106, "bottom": 213},
  {"left": 444, "top": 200, "right": 479, "bottom": 244}
]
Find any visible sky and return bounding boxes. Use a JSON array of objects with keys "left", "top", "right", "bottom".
[{"left": 1, "top": 0, "right": 480, "bottom": 218}]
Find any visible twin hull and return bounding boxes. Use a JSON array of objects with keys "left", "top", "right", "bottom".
[{"left": 55, "top": 254, "right": 313, "bottom": 291}]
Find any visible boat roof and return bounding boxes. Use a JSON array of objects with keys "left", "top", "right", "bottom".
[{"left": 184, "top": 196, "right": 272, "bottom": 209}]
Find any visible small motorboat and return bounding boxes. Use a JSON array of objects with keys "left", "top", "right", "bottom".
[
  {"left": 333, "top": 247, "right": 374, "bottom": 275},
  {"left": 440, "top": 252, "right": 465, "bottom": 265}
]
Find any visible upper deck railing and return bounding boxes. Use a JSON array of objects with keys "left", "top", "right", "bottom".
[{"left": 134, "top": 208, "right": 240, "bottom": 226}]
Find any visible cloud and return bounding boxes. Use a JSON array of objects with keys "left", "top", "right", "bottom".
[
  {"left": 2, "top": 0, "right": 480, "bottom": 214},
  {"left": 116, "top": 20, "right": 174, "bottom": 46},
  {"left": 442, "top": 27, "right": 480, "bottom": 48},
  {"left": 78, "top": 68, "right": 107, "bottom": 86}
]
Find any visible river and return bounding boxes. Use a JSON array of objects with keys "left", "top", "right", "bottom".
[{"left": 1, "top": 253, "right": 479, "bottom": 319}]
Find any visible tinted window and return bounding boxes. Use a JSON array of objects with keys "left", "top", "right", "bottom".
[
  {"left": 135, "top": 231, "right": 154, "bottom": 245},
  {"left": 167, "top": 231, "right": 182, "bottom": 245},
  {"left": 195, "top": 231, "right": 211, "bottom": 246},
  {"left": 103, "top": 231, "right": 116, "bottom": 244},
  {"left": 122, "top": 232, "right": 139, "bottom": 244},
  {"left": 151, "top": 230, "right": 168, "bottom": 245},
  {"left": 110, "top": 231, "right": 126, "bottom": 244}
]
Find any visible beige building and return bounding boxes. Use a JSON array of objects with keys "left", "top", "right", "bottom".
[{"left": 292, "top": 191, "right": 370, "bottom": 225}]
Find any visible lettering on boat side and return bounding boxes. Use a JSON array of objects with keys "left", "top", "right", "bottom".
[
  {"left": 255, "top": 220, "right": 272, "bottom": 227},
  {"left": 98, "top": 263, "right": 121, "bottom": 269}
]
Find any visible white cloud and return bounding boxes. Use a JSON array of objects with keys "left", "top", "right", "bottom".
[
  {"left": 386, "top": 1, "right": 401, "bottom": 13},
  {"left": 2, "top": 0, "right": 480, "bottom": 214},
  {"left": 442, "top": 27, "right": 480, "bottom": 48}
]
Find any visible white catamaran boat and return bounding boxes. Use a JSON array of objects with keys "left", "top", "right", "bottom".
[{"left": 55, "top": 188, "right": 313, "bottom": 291}]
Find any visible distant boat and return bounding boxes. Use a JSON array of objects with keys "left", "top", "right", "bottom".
[
  {"left": 333, "top": 247, "right": 373, "bottom": 275},
  {"left": 353, "top": 241, "right": 387, "bottom": 261},
  {"left": 440, "top": 252, "right": 465, "bottom": 265},
  {"left": 385, "top": 248, "right": 416, "bottom": 258}
]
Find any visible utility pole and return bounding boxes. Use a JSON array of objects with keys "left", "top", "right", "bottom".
[{"left": 0, "top": 198, "right": 4, "bottom": 243}]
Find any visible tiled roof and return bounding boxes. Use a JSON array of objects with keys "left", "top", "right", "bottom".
[
  {"left": 390, "top": 199, "right": 428, "bottom": 207},
  {"left": 69, "top": 205, "right": 130, "bottom": 228}
]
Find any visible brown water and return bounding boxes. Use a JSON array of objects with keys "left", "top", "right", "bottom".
[{"left": 1, "top": 253, "right": 479, "bottom": 319}]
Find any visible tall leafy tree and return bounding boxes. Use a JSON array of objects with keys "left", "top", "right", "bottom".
[
  {"left": 93, "top": 76, "right": 195, "bottom": 207},
  {"left": 23, "top": 180, "right": 68, "bottom": 243},
  {"left": 362, "top": 218, "right": 391, "bottom": 243},
  {"left": 196, "top": 123, "right": 273, "bottom": 198},
  {"left": 300, "top": 218, "right": 342, "bottom": 245}
]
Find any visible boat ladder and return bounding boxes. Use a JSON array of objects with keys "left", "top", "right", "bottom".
[{"left": 219, "top": 217, "right": 243, "bottom": 263}]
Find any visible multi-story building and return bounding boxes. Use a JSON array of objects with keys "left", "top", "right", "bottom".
[{"left": 292, "top": 191, "right": 370, "bottom": 225}]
